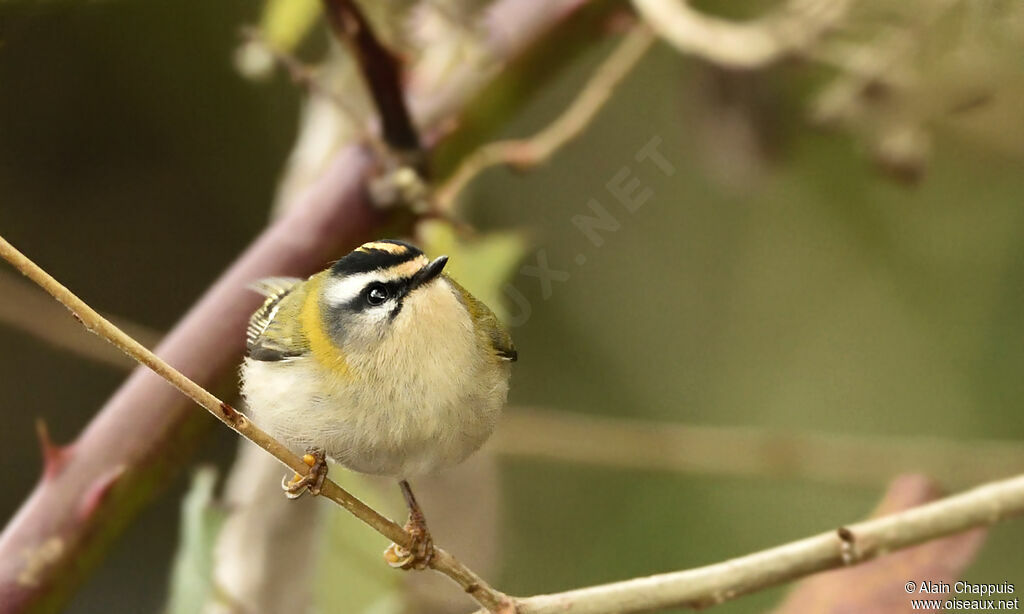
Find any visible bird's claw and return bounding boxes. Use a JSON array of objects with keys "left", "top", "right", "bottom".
[
  {"left": 281, "top": 447, "right": 327, "bottom": 500},
  {"left": 383, "top": 519, "right": 434, "bottom": 570}
]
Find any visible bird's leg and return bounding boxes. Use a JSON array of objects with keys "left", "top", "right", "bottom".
[
  {"left": 281, "top": 447, "right": 328, "bottom": 499},
  {"left": 383, "top": 479, "right": 435, "bottom": 570}
]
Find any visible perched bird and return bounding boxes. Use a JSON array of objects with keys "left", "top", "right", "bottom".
[{"left": 240, "top": 239, "right": 516, "bottom": 567}]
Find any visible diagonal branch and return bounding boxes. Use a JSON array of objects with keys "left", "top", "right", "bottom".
[
  {"left": 479, "top": 472, "right": 1024, "bottom": 614},
  {"left": 0, "top": 235, "right": 511, "bottom": 613}
]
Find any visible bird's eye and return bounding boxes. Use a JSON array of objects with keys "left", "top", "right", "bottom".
[{"left": 366, "top": 284, "right": 390, "bottom": 306}]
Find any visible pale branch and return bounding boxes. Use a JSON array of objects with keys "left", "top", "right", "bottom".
[
  {"left": 631, "top": 0, "right": 851, "bottom": 69},
  {"left": 494, "top": 409, "right": 1024, "bottom": 488},
  {"left": 0, "top": 235, "right": 512, "bottom": 613},
  {"left": 477, "top": 472, "right": 1024, "bottom": 614},
  {"left": 772, "top": 474, "right": 988, "bottom": 614},
  {"left": 435, "top": 23, "right": 656, "bottom": 212}
]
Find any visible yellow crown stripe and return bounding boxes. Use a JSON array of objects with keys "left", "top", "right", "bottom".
[{"left": 358, "top": 241, "right": 410, "bottom": 255}]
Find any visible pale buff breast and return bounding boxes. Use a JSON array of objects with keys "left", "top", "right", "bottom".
[{"left": 240, "top": 278, "right": 510, "bottom": 478}]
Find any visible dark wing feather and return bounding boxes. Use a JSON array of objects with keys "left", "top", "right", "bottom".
[{"left": 246, "top": 277, "right": 306, "bottom": 361}]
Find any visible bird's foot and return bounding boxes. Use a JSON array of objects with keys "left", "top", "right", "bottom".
[
  {"left": 383, "top": 515, "right": 434, "bottom": 570},
  {"left": 281, "top": 447, "right": 327, "bottom": 499}
]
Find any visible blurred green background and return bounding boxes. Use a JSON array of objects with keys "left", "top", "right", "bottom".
[{"left": 1, "top": 1, "right": 1023, "bottom": 613}]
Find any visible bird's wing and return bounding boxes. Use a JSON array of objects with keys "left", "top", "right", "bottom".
[
  {"left": 246, "top": 277, "right": 308, "bottom": 362},
  {"left": 445, "top": 276, "right": 518, "bottom": 362},
  {"left": 482, "top": 310, "right": 517, "bottom": 362}
]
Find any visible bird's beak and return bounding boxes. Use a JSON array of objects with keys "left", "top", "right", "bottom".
[{"left": 408, "top": 255, "right": 448, "bottom": 291}]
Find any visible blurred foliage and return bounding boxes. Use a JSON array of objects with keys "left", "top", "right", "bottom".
[
  {"left": 165, "top": 468, "right": 226, "bottom": 614},
  {"left": 809, "top": 0, "right": 1024, "bottom": 181},
  {"left": 419, "top": 220, "right": 527, "bottom": 324},
  {"left": 259, "top": 0, "right": 319, "bottom": 51},
  {"left": 313, "top": 472, "right": 404, "bottom": 614}
]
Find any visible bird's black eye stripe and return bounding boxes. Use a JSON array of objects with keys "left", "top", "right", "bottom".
[{"left": 343, "top": 279, "right": 410, "bottom": 312}]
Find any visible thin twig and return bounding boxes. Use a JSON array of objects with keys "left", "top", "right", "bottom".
[
  {"left": 320, "top": 0, "right": 422, "bottom": 156},
  {"left": 435, "top": 24, "right": 657, "bottom": 212},
  {"left": 631, "top": 0, "right": 851, "bottom": 69},
  {"left": 0, "top": 235, "right": 511, "bottom": 613},
  {"left": 238, "top": 27, "right": 371, "bottom": 144},
  {"left": 494, "top": 409, "right": 1024, "bottom": 487},
  {"left": 475, "top": 473, "right": 1024, "bottom": 614}
]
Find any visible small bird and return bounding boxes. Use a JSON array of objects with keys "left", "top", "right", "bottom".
[{"left": 240, "top": 239, "right": 516, "bottom": 568}]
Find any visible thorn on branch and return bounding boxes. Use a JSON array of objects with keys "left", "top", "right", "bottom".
[
  {"left": 76, "top": 465, "right": 126, "bottom": 521},
  {"left": 836, "top": 526, "right": 856, "bottom": 564},
  {"left": 218, "top": 402, "right": 244, "bottom": 428},
  {"left": 36, "top": 419, "right": 73, "bottom": 480},
  {"left": 495, "top": 599, "right": 518, "bottom": 614}
]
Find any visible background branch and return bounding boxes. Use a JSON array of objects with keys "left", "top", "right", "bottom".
[
  {"left": 494, "top": 409, "right": 1024, "bottom": 487},
  {"left": 487, "top": 472, "right": 1024, "bottom": 614},
  {"left": 436, "top": 23, "right": 656, "bottom": 211},
  {"left": 631, "top": 0, "right": 850, "bottom": 69},
  {"left": 0, "top": 270, "right": 161, "bottom": 371}
]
